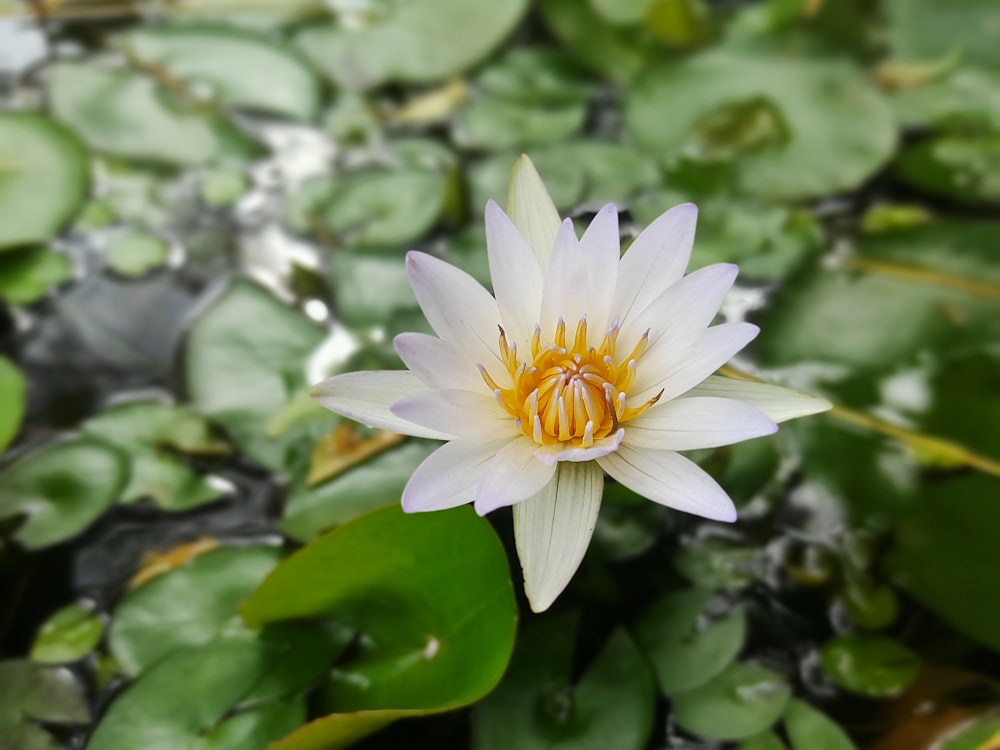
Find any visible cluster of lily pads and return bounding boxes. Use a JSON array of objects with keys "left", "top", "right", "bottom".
[{"left": 1, "top": 0, "right": 999, "bottom": 749}]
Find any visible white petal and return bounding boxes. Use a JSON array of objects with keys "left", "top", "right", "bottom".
[
  {"left": 578, "top": 204, "right": 621, "bottom": 339},
  {"left": 402, "top": 437, "right": 512, "bottom": 512},
  {"left": 632, "top": 322, "right": 759, "bottom": 402},
  {"left": 534, "top": 428, "right": 624, "bottom": 465},
  {"left": 393, "top": 332, "right": 505, "bottom": 391},
  {"left": 624, "top": 397, "right": 777, "bottom": 450},
  {"left": 612, "top": 203, "right": 698, "bottom": 325},
  {"left": 682, "top": 375, "right": 833, "bottom": 423},
  {"left": 507, "top": 154, "right": 561, "bottom": 270},
  {"left": 391, "top": 388, "right": 516, "bottom": 440},
  {"left": 475, "top": 437, "right": 557, "bottom": 515},
  {"left": 539, "top": 218, "right": 586, "bottom": 338},
  {"left": 485, "top": 200, "right": 545, "bottom": 346},
  {"left": 514, "top": 461, "right": 603, "bottom": 613},
  {"left": 311, "top": 371, "right": 453, "bottom": 440},
  {"left": 405, "top": 251, "right": 503, "bottom": 369},
  {"left": 598, "top": 445, "right": 737, "bottom": 522},
  {"left": 619, "top": 263, "right": 737, "bottom": 355}
]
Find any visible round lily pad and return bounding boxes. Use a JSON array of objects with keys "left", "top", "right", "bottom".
[
  {"left": 625, "top": 50, "right": 896, "bottom": 199},
  {"left": 0, "top": 437, "right": 127, "bottom": 550},
  {"left": 453, "top": 97, "right": 587, "bottom": 151},
  {"left": 30, "top": 603, "right": 105, "bottom": 664},
  {"left": 895, "top": 136, "right": 1000, "bottom": 205},
  {"left": 0, "top": 659, "right": 88, "bottom": 729},
  {"left": 672, "top": 662, "right": 791, "bottom": 741},
  {"left": 784, "top": 699, "right": 857, "bottom": 750},
  {"left": 819, "top": 634, "right": 920, "bottom": 698},
  {"left": 0, "top": 356, "right": 25, "bottom": 452},
  {"left": 0, "top": 112, "right": 90, "bottom": 250},
  {"left": 104, "top": 230, "right": 171, "bottom": 277},
  {"left": 886, "top": 0, "right": 1000, "bottom": 68}
]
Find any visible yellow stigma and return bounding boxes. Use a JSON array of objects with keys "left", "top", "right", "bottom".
[{"left": 479, "top": 316, "right": 662, "bottom": 449}]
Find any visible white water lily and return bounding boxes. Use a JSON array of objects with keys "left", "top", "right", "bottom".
[{"left": 312, "top": 156, "right": 831, "bottom": 612}]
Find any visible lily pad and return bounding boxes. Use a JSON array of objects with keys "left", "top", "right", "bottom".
[
  {"left": 0, "top": 437, "right": 128, "bottom": 549},
  {"left": 104, "top": 230, "right": 171, "bottom": 277},
  {"left": 453, "top": 97, "right": 587, "bottom": 151},
  {"left": 47, "top": 62, "right": 261, "bottom": 168},
  {"left": 886, "top": 0, "right": 1000, "bottom": 68},
  {"left": 891, "top": 67, "right": 1000, "bottom": 132},
  {"left": 0, "top": 246, "right": 73, "bottom": 304},
  {"left": 295, "top": 0, "right": 529, "bottom": 90},
  {"left": 30, "top": 603, "right": 104, "bottom": 664},
  {"left": 473, "top": 619, "right": 656, "bottom": 750},
  {"left": 476, "top": 47, "right": 596, "bottom": 105},
  {"left": 0, "top": 355, "right": 25, "bottom": 452},
  {"left": 820, "top": 634, "right": 920, "bottom": 698},
  {"left": 590, "top": 482, "right": 668, "bottom": 561},
  {"left": 895, "top": 136, "right": 1000, "bottom": 205},
  {"left": 185, "top": 280, "right": 333, "bottom": 473},
  {"left": 120, "top": 24, "right": 321, "bottom": 121},
  {"left": 0, "top": 660, "right": 88, "bottom": 740},
  {"left": 672, "top": 662, "right": 791, "bottom": 741},
  {"left": 625, "top": 50, "right": 896, "bottom": 199},
  {"left": 0, "top": 112, "right": 90, "bottom": 250},
  {"left": 109, "top": 544, "right": 284, "bottom": 675},
  {"left": 784, "top": 700, "right": 857, "bottom": 750},
  {"left": 242, "top": 505, "right": 516, "bottom": 744},
  {"left": 633, "top": 589, "right": 746, "bottom": 694},
  {"left": 329, "top": 250, "right": 417, "bottom": 327}
]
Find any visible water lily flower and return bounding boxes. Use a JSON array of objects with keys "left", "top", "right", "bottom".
[{"left": 312, "top": 156, "right": 831, "bottom": 612}]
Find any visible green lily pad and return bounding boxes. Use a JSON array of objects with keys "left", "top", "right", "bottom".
[
  {"left": 673, "top": 662, "right": 791, "bottom": 741},
  {"left": 0, "top": 246, "right": 72, "bottom": 305},
  {"left": 936, "top": 712, "right": 1000, "bottom": 750},
  {"left": 242, "top": 505, "right": 516, "bottom": 743},
  {"left": 295, "top": 0, "right": 529, "bottom": 90},
  {"left": 0, "top": 112, "right": 90, "bottom": 250},
  {"left": 329, "top": 250, "right": 417, "bottom": 327},
  {"left": 742, "top": 731, "right": 789, "bottom": 750},
  {"left": 886, "top": 0, "right": 1000, "bottom": 68},
  {"left": 87, "top": 639, "right": 309, "bottom": 750},
  {"left": 185, "top": 279, "right": 333, "bottom": 473},
  {"left": 82, "top": 399, "right": 228, "bottom": 510},
  {"left": 109, "top": 545, "right": 284, "bottom": 675},
  {"left": 891, "top": 67, "right": 1000, "bottom": 132},
  {"left": 673, "top": 538, "right": 760, "bottom": 591},
  {"left": 819, "top": 634, "right": 920, "bottom": 698},
  {"left": 473, "top": 619, "right": 656, "bottom": 750},
  {"left": 0, "top": 437, "right": 128, "bottom": 549},
  {"left": 895, "top": 136, "right": 1000, "bottom": 205},
  {"left": 120, "top": 24, "right": 321, "bottom": 121},
  {"left": 104, "top": 230, "right": 171, "bottom": 277},
  {"left": 281, "top": 440, "right": 435, "bottom": 542},
  {"left": 47, "top": 62, "right": 261, "bottom": 168},
  {"left": 30, "top": 603, "right": 104, "bottom": 664},
  {"left": 784, "top": 699, "right": 857, "bottom": 750},
  {"left": 453, "top": 97, "right": 587, "bottom": 151},
  {"left": 0, "top": 660, "right": 88, "bottom": 739},
  {"left": 633, "top": 589, "right": 746, "bottom": 694},
  {"left": 625, "top": 50, "right": 896, "bottom": 200},
  {"left": 476, "top": 47, "right": 596, "bottom": 105},
  {"left": 889, "top": 474, "right": 1000, "bottom": 653},
  {"left": 200, "top": 166, "right": 250, "bottom": 206},
  {"left": 590, "top": 482, "right": 667, "bottom": 561},
  {"left": 0, "top": 356, "right": 25, "bottom": 452}
]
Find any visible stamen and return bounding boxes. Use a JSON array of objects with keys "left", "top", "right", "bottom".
[
  {"left": 573, "top": 315, "right": 588, "bottom": 352},
  {"left": 582, "top": 420, "right": 594, "bottom": 448}
]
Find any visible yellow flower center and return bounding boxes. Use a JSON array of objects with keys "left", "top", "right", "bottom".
[{"left": 479, "top": 316, "right": 662, "bottom": 448}]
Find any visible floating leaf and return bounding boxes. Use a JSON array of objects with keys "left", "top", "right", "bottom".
[
  {"left": 0, "top": 437, "right": 127, "bottom": 549},
  {"left": 30, "top": 603, "right": 104, "bottom": 664},
  {"left": 626, "top": 50, "right": 896, "bottom": 199},
  {"left": 784, "top": 699, "right": 857, "bottom": 750},
  {"left": 895, "top": 136, "right": 1000, "bottom": 205},
  {"left": 886, "top": 0, "right": 1000, "bottom": 68},
  {"left": 742, "top": 731, "right": 789, "bottom": 750},
  {"left": 121, "top": 24, "right": 321, "bottom": 121},
  {"left": 295, "top": 0, "right": 529, "bottom": 90},
  {"left": 476, "top": 47, "right": 596, "bottom": 105},
  {"left": 0, "top": 355, "right": 25, "bottom": 452},
  {"left": 672, "top": 662, "right": 791, "bottom": 740},
  {"left": 453, "top": 97, "right": 587, "bottom": 151},
  {"left": 0, "top": 660, "right": 88, "bottom": 742},
  {"left": 104, "top": 230, "right": 171, "bottom": 277},
  {"left": 590, "top": 482, "right": 667, "bottom": 561},
  {"left": 891, "top": 67, "right": 1000, "bottom": 132},
  {"left": 633, "top": 589, "right": 746, "bottom": 694},
  {"left": 820, "top": 634, "right": 920, "bottom": 698},
  {"left": 0, "top": 246, "right": 72, "bottom": 304},
  {"left": 109, "top": 545, "right": 283, "bottom": 675},
  {"left": 329, "top": 250, "right": 417, "bottom": 327}
]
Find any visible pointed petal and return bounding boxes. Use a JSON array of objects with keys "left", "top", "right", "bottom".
[
  {"left": 598, "top": 445, "right": 737, "bottom": 522},
  {"left": 682, "top": 375, "right": 833, "bottom": 423},
  {"left": 514, "top": 461, "right": 603, "bottom": 613},
  {"left": 624, "top": 397, "right": 777, "bottom": 450},
  {"left": 402, "top": 437, "right": 511, "bottom": 512},
  {"left": 486, "top": 200, "right": 545, "bottom": 345},
  {"left": 534, "top": 428, "right": 624, "bottom": 465},
  {"left": 619, "top": 263, "right": 738, "bottom": 354},
  {"left": 578, "top": 204, "right": 620, "bottom": 339},
  {"left": 475, "top": 437, "right": 557, "bottom": 515},
  {"left": 394, "top": 332, "right": 500, "bottom": 391},
  {"left": 405, "top": 251, "right": 503, "bottom": 369},
  {"left": 311, "top": 370, "right": 453, "bottom": 439},
  {"left": 632, "top": 322, "right": 759, "bottom": 402},
  {"left": 539, "top": 218, "right": 586, "bottom": 337},
  {"left": 507, "top": 154, "right": 561, "bottom": 270},
  {"left": 391, "top": 388, "right": 516, "bottom": 440},
  {"left": 613, "top": 203, "right": 698, "bottom": 325}
]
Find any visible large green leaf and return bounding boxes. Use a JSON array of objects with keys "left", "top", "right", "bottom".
[
  {"left": 473, "top": 619, "right": 656, "bottom": 750},
  {"left": 0, "top": 660, "right": 88, "bottom": 747},
  {"left": 886, "top": 0, "right": 1000, "bottom": 68},
  {"left": 0, "top": 112, "right": 89, "bottom": 250},
  {"left": 0, "top": 437, "right": 128, "bottom": 549},
  {"left": 184, "top": 280, "right": 333, "bottom": 473},
  {"left": 0, "top": 246, "right": 73, "bottom": 304},
  {"left": 30, "top": 603, "right": 105, "bottom": 664},
  {"left": 895, "top": 136, "right": 1000, "bottom": 205},
  {"left": 47, "top": 62, "right": 260, "bottom": 168},
  {"left": 784, "top": 700, "right": 857, "bottom": 750},
  {"left": 109, "top": 545, "right": 284, "bottom": 675},
  {"left": 295, "top": 0, "right": 529, "bottom": 90},
  {"left": 242, "top": 505, "right": 516, "bottom": 745},
  {"left": 0, "top": 355, "right": 25, "bottom": 452},
  {"left": 819, "top": 634, "right": 920, "bottom": 698},
  {"left": 626, "top": 50, "right": 896, "bottom": 199},
  {"left": 120, "top": 24, "right": 321, "bottom": 121}
]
